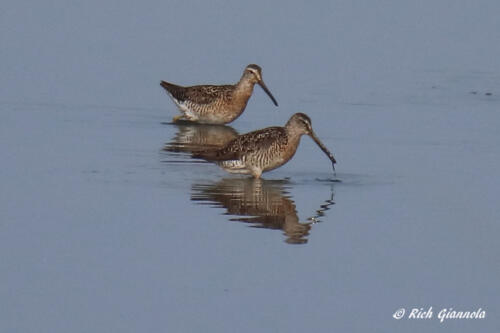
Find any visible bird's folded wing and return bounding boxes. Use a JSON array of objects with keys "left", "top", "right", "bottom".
[{"left": 194, "top": 127, "right": 286, "bottom": 161}]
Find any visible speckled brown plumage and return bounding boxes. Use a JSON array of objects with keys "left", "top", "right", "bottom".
[
  {"left": 197, "top": 127, "right": 288, "bottom": 161},
  {"left": 193, "top": 113, "right": 337, "bottom": 178},
  {"left": 160, "top": 64, "right": 278, "bottom": 124},
  {"left": 160, "top": 82, "right": 234, "bottom": 105}
]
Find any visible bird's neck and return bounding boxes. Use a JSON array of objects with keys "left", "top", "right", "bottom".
[
  {"left": 234, "top": 77, "right": 256, "bottom": 98},
  {"left": 285, "top": 123, "right": 306, "bottom": 140},
  {"left": 267, "top": 127, "right": 301, "bottom": 168},
  {"left": 285, "top": 126, "right": 304, "bottom": 154}
]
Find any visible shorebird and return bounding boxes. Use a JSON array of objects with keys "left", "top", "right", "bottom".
[
  {"left": 193, "top": 113, "right": 337, "bottom": 178},
  {"left": 160, "top": 64, "right": 278, "bottom": 124}
]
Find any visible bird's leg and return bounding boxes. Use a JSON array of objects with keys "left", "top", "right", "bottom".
[{"left": 250, "top": 167, "right": 262, "bottom": 179}]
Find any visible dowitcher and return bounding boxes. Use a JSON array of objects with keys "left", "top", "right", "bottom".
[
  {"left": 194, "top": 113, "right": 337, "bottom": 178},
  {"left": 160, "top": 64, "right": 278, "bottom": 124}
]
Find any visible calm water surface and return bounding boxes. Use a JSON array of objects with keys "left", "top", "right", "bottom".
[{"left": 1, "top": 1, "right": 500, "bottom": 332}]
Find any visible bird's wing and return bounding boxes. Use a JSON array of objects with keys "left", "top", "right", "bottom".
[
  {"left": 194, "top": 127, "right": 287, "bottom": 161},
  {"left": 160, "top": 81, "right": 233, "bottom": 105},
  {"left": 185, "top": 85, "right": 234, "bottom": 104}
]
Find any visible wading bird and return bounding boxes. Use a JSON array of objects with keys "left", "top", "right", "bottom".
[
  {"left": 194, "top": 113, "right": 337, "bottom": 178},
  {"left": 160, "top": 64, "right": 278, "bottom": 124}
]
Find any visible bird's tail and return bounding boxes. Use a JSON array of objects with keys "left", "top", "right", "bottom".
[{"left": 160, "top": 80, "right": 174, "bottom": 91}]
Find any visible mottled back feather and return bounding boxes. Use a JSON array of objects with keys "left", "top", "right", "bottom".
[
  {"left": 194, "top": 127, "right": 288, "bottom": 161},
  {"left": 161, "top": 81, "right": 234, "bottom": 105}
]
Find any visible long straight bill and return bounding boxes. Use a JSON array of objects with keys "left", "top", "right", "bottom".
[
  {"left": 310, "top": 131, "right": 336, "bottom": 174},
  {"left": 258, "top": 80, "right": 279, "bottom": 106}
]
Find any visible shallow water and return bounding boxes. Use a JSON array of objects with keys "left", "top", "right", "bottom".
[{"left": 2, "top": 1, "right": 500, "bottom": 332}]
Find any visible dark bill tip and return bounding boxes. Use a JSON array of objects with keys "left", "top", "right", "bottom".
[
  {"left": 258, "top": 81, "right": 278, "bottom": 106},
  {"left": 310, "top": 131, "right": 337, "bottom": 174}
]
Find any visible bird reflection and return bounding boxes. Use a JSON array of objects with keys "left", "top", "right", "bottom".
[
  {"left": 191, "top": 178, "right": 335, "bottom": 244},
  {"left": 163, "top": 121, "right": 239, "bottom": 155}
]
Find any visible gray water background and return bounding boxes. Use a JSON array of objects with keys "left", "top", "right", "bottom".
[{"left": 1, "top": 1, "right": 499, "bottom": 332}]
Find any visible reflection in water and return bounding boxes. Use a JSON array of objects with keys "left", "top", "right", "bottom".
[
  {"left": 191, "top": 178, "right": 335, "bottom": 244},
  {"left": 163, "top": 121, "right": 239, "bottom": 155}
]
